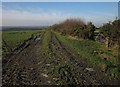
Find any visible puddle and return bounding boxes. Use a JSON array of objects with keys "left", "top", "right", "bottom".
[
  {"left": 46, "top": 64, "right": 50, "bottom": 66},
  {"left": 38, "top": 62, "right": 41, "bottom": 65},
  {"left": 35, "top": 37, "right": 41, "bottom": 41},
  {"left": 41, "top": 73, "right": 48, "bottom": 78},
  {"left": 47, "top": 81, "right": 51, "bottom": 83},
  {"left": 86, "top": 68, "right": 94, "bottom": 71}
]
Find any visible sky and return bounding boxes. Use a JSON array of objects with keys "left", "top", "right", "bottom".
[
  {"left": 1, "top": 2, "right": 118, "bottom": 27},
  {"left": 1, "top": 0, "right": 120, "bottom": 2}
]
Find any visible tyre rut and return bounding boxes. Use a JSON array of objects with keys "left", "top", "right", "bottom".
[
  {"left": 2, "top": 32, "right": 53, "bottom": 85},
  {"left": 47, "top": 32, "right": 119, "bottom": 85},
  {"left": 2, "top": 31, "right": 119, "bottom": 85}
]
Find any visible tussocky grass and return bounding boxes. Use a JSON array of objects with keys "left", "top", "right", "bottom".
[{"left": 54, "top": 31, "right": 119, "bottom": 78}]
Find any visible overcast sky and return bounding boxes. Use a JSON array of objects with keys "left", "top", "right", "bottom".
[{"left": 1, "top": 2, "right": 118, "bottom": 27}]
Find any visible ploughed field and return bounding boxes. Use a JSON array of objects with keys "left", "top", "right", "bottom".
[{"left": 2, "top": 30, "right": 119, "bottom": 85}]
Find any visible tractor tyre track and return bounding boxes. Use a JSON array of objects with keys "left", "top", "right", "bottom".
[
  {"left": 48, "top": 33, "right": 119, "bottom": 85},
  {"left": 2, "top": 32, "right": 53, "bottom": 86}
]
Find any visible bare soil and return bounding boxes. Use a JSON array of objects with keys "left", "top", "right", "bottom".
[{"left": 2, "top": 31, "right": 119, "bottom": 86}]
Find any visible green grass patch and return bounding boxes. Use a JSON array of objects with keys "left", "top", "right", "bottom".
[
  {"left": 41, "top": 30, "right": 51, "bottom": 56},
  {"left": 54, "top": 31, "right": 119, "bottom": 77},
  {"left": 2, "top": 30, "right": 42, "bottom": 56}
]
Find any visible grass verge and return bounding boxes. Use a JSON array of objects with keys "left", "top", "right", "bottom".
[
  {"left": 54, "top": 31, "right": 119, "bottom": 78},
  {"left": 41, "top": 30, "right": 51, "bottom": 56},
  {"left": 2, "top": 30, "right": 42, "bottom": 57}
]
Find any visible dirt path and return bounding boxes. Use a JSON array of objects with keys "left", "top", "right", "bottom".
[
  {"left": 2, "top": 31, "right": 119, "bottom": 86},
  {"left": 46, "top": 33, "right": 119, "bottom": 85},
  {"left": 2, "top": 32, "right": 53, "bottom": 85}
]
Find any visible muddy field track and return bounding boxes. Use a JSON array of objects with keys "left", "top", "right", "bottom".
[
  {"left": 2, "top": 32, "right": 52, "bottom": 85},
  {"left": 48, "top": 33, "right": 119, "bottom": 85},
  {"left": 2, "top": 31, "right": 119, "bottom": 86}
]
